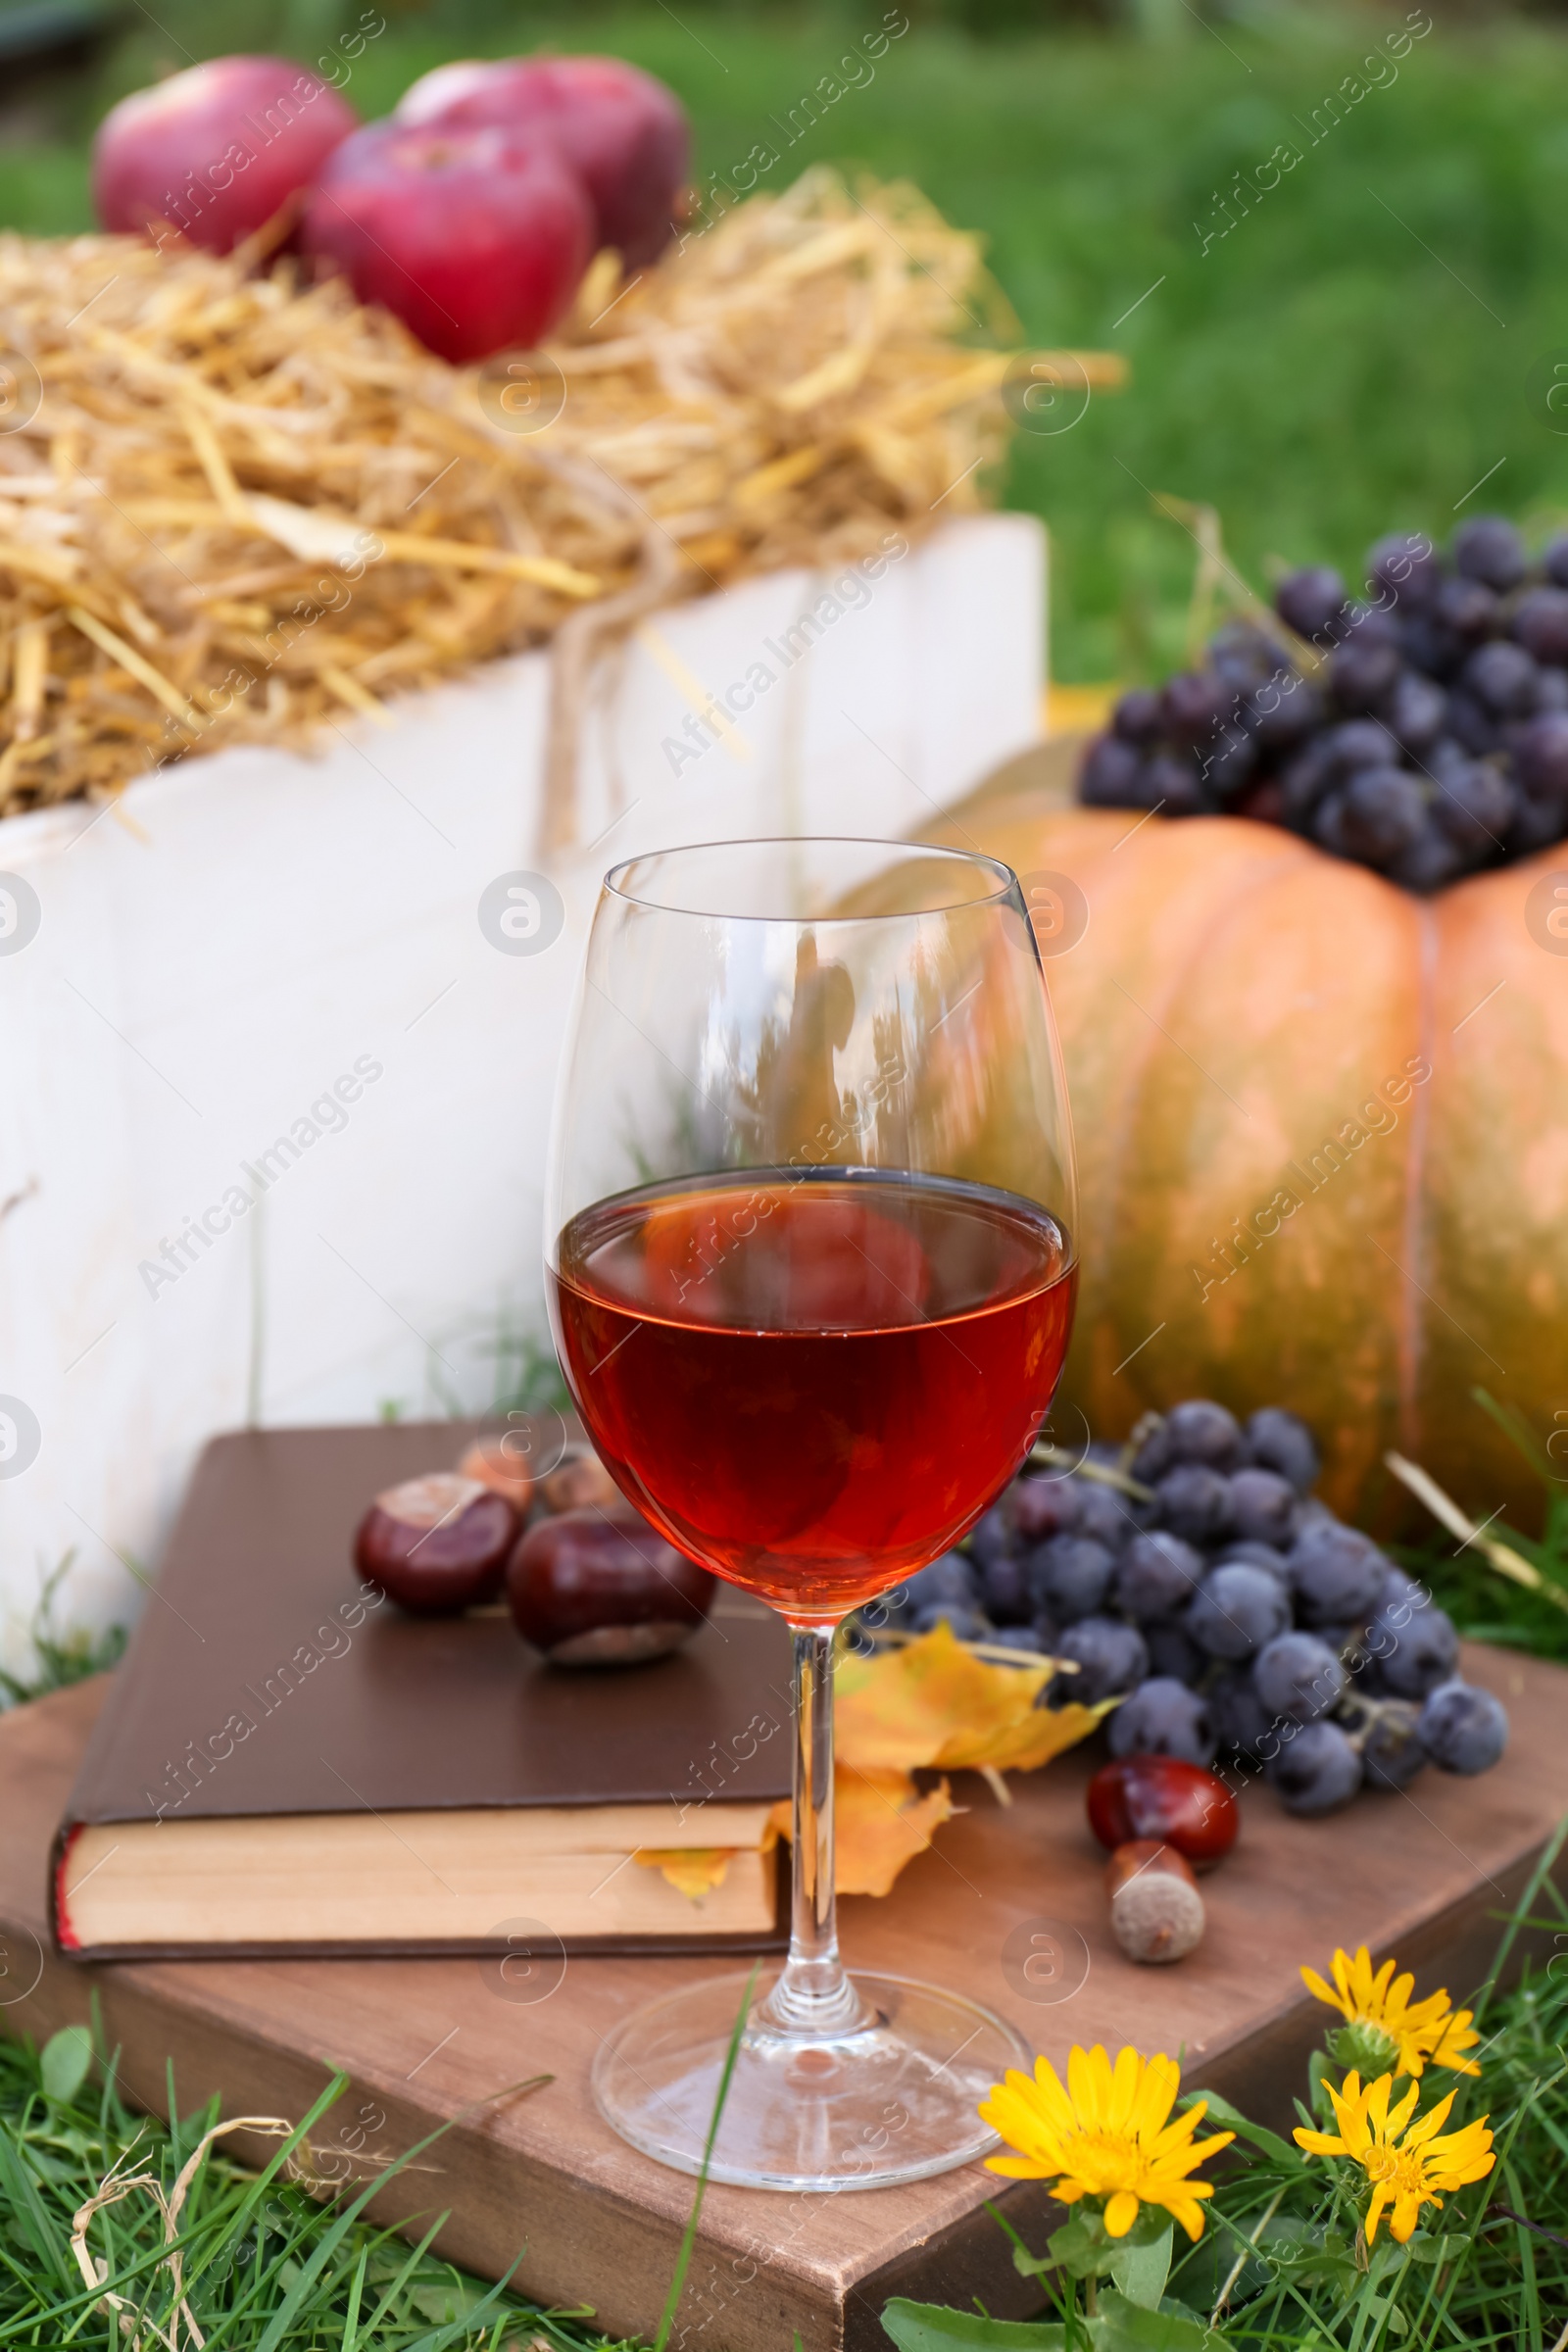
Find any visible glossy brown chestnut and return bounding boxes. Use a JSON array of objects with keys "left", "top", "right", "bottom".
[
  {"left": 1086, "top": 1756, "right": 1239, "bottom": 1869},
  {"left": 539, "top": 1446, "right": 620, "bottom": 1514},
  {"left": 458, "top": 1436, "right": 536, "bottom": 1514},
  {"left": 507, "top": 1504, "right": 714, "bottom": 1665},
  {"left": 354, "top": 1472, "right": 517, "bottom": 1614}
]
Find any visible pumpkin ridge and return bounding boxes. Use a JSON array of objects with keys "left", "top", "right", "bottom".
[
  {"left": 1398, "top": 901, "right": 1440, "bottom": 1468},
  {"left": 1079, "top": 823, "right": 1320, "bottom": 1388}
]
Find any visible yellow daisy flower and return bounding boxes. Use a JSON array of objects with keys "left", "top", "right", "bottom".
[
  {"left": 1294, "top": 2069, "right": 1494, "bottom": 2244},
  {"left": 1301, "top": 1945, "right": 1482, "bottom": 2080},
  {"left": 980, "top": 2043, "right": 1235, "bottom": 2241}
]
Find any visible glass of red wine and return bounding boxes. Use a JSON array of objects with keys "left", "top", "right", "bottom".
[{"left": 545, "top": 837, "right": 1078, "bottom": 2190}]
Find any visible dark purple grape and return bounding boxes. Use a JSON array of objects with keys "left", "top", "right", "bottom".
[
  {"left": 1418, "top": 1679, "right": 1507, "bottom": 1773},
  {"left": 1164, "top": 1399, "right": 1244, "bottom": 1469},
  {"left": 988, "top": 1622, "right": 1053, "bottom": 1658},
  {"left": 967, "top": 1504, "right": 1011, "bottom": 1574},
  {"left": 1511, "top": 587, "right": 1568, "bottom": 666},
  {"left": 1008, "top": 1479, "right": 1081, "bottom": 1543},
  {"left": 1544, "top": 533, "right": 1568, "bottom": 590},
  {"left": 1375, "top": 1562, "right": 1428, "bottom": 1616},
  {"left": 1111, "top": 688, "right": 1165, "bottom": 745},
  {"left": 1390, "top": 823, "right": 1469, "bottom": 893},
  {"left": 1446, "top": 692, "right": 1504, "bottom": 757},
  {"left": 1267, "top": 1721, "right": 1362, "bottom": 1814},
  {"left": 975, "top": 1550, "right": 1033, "bottom": 1626},
  {"left": 1156, "top": 1464, "right": 1232, "bottom": 1544},
  {"left": 1461, "top": 640, "right": 1539, "bottom": 718},
  {"left": 1161, "top": 669, "right": 1233, "bottom": 745},
  {"left": 1400, "top": 612, "right": 1457, "bottom": 677},
  {"left": 1434, "top": 573, "right": 1499, "bottom": 643},
  {"left": 1367, "top": 532, "right": 1440, "bottom": 608},
  {"left": 1209, "top": 1664, "right": 1272, "bottom": 1757},
  {"left": 1287, "top": 1521, "right": 1388, "bottom": 1625},
  {"left": 1026, "top": 1535, "right": 1115, "bottom": 1624},
  {"left": 1188, "top": 1563, "right": 1291, "bottom": 1661},
  {"left": 1142, "top": 750, "right": 1207, "bottom": 816},
  {"left": 1128, "top": 1419, "right": 1173, "bottom": 1485},
  {"left": 1226, "top": 1467, "right": 1299, "bottom": 1547},
  {"left": 1453, "top": 514, "right": 1527, "bottom": 593},
  {"left": 1276, "top": 565, "right": 1348, "bottom": 643},
  {"left": 1202, "top": 723, "right": 1258, "bottom": 800},
  {"left": 1532, "top": 666, "right": 1568, "bottom": 713},
  {"left": 1143, "top": 1617, "right": 1204, "bottom": 1685},
  {"left": 1379, "top": 669, "right": 1447, "bottom": 754},
  {"left": 1070, "top": 1480, "right": 1137, "bottom": 1551},
  {"left": 1508, "top": 795, "right": 1568, "bottom": 855},
  {"left": 1106, "top": 1676, "right": 1217, "bottom": 1767},
  {"left": 1281, "top": 739, "right": 1340, "bottom": 823},
  {"left": 1113, "top": 1530, "right": 1205, "bottom": 1621},
  {"left": 1325, "top": 717, "right": 1403, "bottom": 774},
  {"left": 1208, "top": 622, "right": 1290, "bottom": 688},
  {"left": 1244, "top": 1406, "right": 1319, "bottom": 1494},
  {"left": 1250, "top": 674, "right": 1323, "bottom": 751},
  {"left": 1370, "top": 1599, "right": 1459, "bottom": 1697},
  {"left": 1360, "top": 1701, "right": 1428, "bottom": 1791},
  {"left": 1337, "top": 766, "right": 1426, "bottom": 867},
  {"left": 912, "top": 1601, "right": 987, "bottom": 1640},
  {"left": 1329, "top": 630, "right": 1401, "bottom": 713},
  {"left": 1312, "top": 790, "right": 1352, "bottom": 856},
  {"left": 905, "top": 1553, "right": 977, "bottom": 1611},
  {"left": 1218, "top": 1540, "right": 1290, "bottom": 1581},
  {"left": 1430, "top": 760, "right": 1513, "bottom": 856},
  {"left": 1513, "top": 711, "right": 1568, "bottom": 803},
  {"left": 1080, "top": 734, "right": 1146, "bottom": 808},
  {"left": 1253, "top": 1630, "right": 1347, "bottom": 1723},
  {"left": 1051, "top": 1615, "right": 1150, "bottom": 1705}
]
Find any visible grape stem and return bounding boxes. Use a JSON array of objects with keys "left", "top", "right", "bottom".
[{"left": 1029, "top": 1444, "right": 1155, "bottom": 1502}]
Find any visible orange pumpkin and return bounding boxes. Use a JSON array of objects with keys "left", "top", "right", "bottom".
[{"left": 941, "top": 746, "right": 1568, "bottom": 1528}]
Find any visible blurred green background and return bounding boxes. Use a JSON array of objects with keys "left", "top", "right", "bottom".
[{"left": 6, "top": 0, "right": 1568, "bottom": 680}]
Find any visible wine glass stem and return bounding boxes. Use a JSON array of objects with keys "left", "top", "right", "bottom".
[{"left": 758, "top": 1623, "right": 868, "bottom": 2038}]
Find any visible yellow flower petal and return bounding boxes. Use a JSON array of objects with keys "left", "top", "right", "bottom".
[{"left": 1103, "top": 2190, "right": 1139, "bottom": 2238}]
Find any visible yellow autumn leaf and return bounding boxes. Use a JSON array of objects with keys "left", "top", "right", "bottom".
[
  {"left": 835, "top": 1619, "right": 1117, "bottom": 1774},
  {"left": 769, "top": 1768, "right": 957, "bottom": 1898},
  {"left": 634, "top": 1847, "right": 735, "bottom": 1899}
]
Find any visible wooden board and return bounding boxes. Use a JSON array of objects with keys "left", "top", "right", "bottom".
[{"left": 1, "top": 1652, "right": 1563, "bottom": 2352}]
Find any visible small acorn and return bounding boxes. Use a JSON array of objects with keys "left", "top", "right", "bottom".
[
  {"left": 1105, "top": 1838, "right": 1206, "bottom": 1965},
  {"left": 354, "top": 1473, "right": 517, "bottom": 1614}
]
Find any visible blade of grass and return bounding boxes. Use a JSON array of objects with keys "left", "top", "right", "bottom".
[{"left": 652, "top": 1961, "right": 759, "bottom": 2352}]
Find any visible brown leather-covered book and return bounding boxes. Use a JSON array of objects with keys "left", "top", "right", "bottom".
[{"left": 52, "top": 1421, "right": 792, "bottom": 1960}]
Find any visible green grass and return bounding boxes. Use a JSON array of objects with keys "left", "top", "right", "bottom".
[{"left": 11, "top": 3, "right": 1568, "bottom": 677}]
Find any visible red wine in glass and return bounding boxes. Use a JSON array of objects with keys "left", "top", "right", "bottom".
[{"left": 552, "top": 1168, "right": 1076, "bottom": 1620}]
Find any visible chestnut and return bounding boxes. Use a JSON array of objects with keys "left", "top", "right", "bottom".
[
  {"left": 539, "top": 1445, "right": 620, "bottom": 1514},
  {"left": 354, "top": 1473, "right": 517, "bottom": 1614},
  {"left": 507, "top": 1505, "right": 714, "bottom": 1666},
  {"left": 458, "top": 1436, "right": 536, "bottom": 1514},
  {"left": 1086, "top": 1756, "right": 1238, "bottom": 1870}
]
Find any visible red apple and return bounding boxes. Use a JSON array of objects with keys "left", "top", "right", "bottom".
[
  {"left": 1086, "top": 1757, "right": 1239, "bottom": 1869},
  {"left": 301, "top": 120, "right": 592, "bottom": 364},
  {"left": 355, "top": 1472, "right": 517, "bottom": 1613},
  {"left": 92, "top": 56, "right": 359, "bottom": 254},
  {"left": 395, "top": 55, "right": 689, "bottom": 270},
  {"left": 508, "top": 1504, "right": 714, "bottom": 1665}
]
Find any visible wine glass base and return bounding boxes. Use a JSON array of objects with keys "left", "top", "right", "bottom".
[{"left": 591, "top": 1969, "right": 1032, "bottom": 2190}]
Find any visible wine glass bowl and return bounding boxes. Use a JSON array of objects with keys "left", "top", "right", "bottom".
[{"left": 545, "top": 838, "right": 1078, "bottom": 2189}]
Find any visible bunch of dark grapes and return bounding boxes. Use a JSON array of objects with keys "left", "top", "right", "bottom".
[
  {"left": 1078, "top": 516, "right": 1568, "bottom": 890},
  {"left": 857, "top": 1397, "right": 1507, "bottom": 1818}
]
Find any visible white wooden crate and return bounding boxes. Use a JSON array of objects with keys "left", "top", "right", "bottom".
[{"left": 0, "top": 514, "right": 1043, "bottom": 1648}]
